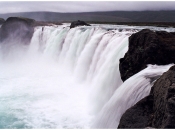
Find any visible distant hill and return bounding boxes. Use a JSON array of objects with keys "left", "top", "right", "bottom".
[{"left": 1, "top": 11, "right": 175, "bottom": 23}]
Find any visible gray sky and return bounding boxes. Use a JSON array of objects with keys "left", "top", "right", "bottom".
[{"left": 0, "top": 1, "right": 175, "bottom": 14}]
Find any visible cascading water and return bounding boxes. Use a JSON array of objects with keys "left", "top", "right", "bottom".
[
  {"left": 0, "top": 24, "right": 173, "bottom": 128},
  {"left": 92, "top": 64, "right": 173, "bottom": 128}
]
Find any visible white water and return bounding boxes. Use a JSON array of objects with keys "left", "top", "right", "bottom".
[
  {"left": 0, "top": 24, "right": 173, "bottom": 128},
  {"left": 92, "top": 64, "right": 173, "bottom": 128}
]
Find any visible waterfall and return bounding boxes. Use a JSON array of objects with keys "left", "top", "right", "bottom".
[
  {"left": 92, "top": 64, "right": 173, "bottom": 128},
  {"left": 0, "top": 24, "right": 172, "bottom": 128}
]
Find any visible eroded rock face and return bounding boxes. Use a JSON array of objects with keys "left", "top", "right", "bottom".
[
  {"left": 70, "top": 20, "right": 90, "bottom": 28},
  {"left": 119, "top": 29, "right": 175, "bottom": 81},
  {"left": 0, "top": 17, "right": 35, "bottom": 44},
  {"left": 118, "top": 65, "right": 175, "bottom": 128},
  {"left": 151, "top": 65, "right": 175, "bottom": 128}
]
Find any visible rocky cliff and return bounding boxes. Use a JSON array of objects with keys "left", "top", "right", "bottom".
[
  {"left": 119, "top": 29, "right": 175, "bottom": 81},
  {"left": 118, "top": 29, "right": 175, "bottom": 128},
  {"left": 0, "top": 17, "right": 35, "bottom": 44},
  {"left": 118, "top": 65, "right": 175, "bottom": 128}
]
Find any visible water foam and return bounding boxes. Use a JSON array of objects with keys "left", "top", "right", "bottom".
[{"left": 0, "top": 25, "right": 173, "bottom": 128}]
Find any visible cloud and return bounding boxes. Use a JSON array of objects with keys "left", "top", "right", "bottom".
[{"left": 0, "top": 1, "right": 175, "bottom": 14}]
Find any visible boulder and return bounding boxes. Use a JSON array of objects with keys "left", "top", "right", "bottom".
[
  {"left": 0, "top": 17, "right": 35, "bottom": 44},
  {"left": 70, "top": 20, "right": 90, "bottom": 28},
  {"left": 119, "top": 29, "right": 175, "bottom": 81},
  {"left": 118, "top": 65, "right": 175, "bottom": 128}
]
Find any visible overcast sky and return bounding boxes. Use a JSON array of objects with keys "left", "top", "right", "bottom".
[{"left": 0, "top": 1, "right": 175, "bottom": 14}]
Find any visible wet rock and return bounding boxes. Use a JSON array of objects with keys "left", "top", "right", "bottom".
[
  {"left": 119, "top": 29, "right": 175, "bottom": 81},
  {"left": 0, "top": 18, "right": 5, "bottom": 25},
  {"left": 70, "top": 20, "right": 90, "bottom": 28},
  {"left": 151, "top": 65, "right": 175, "bottom": 128},
  {"left": 118, "top": 65, "right": 175, "bottom": 128},
  {"left": 118, "top": 95, "right": 153, "bottom": 128},
  {"left": 0, "top": 17, "right": 35, "bottom": 44}
]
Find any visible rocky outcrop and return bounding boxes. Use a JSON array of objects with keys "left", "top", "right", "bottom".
[
  {"left": 119, "top": 29, "right": 175, "bottom": 81},
  {"left": 151, "top": 65, "right": 175, "bottom": 128},
  {"left": 70, "top": 20, "right": 90, "bottom": 28},
  {"left": 118, "top": 95, "right": 153, "bottom": 128},
  {"left": 118, "top": 65, "right": 175, "bottom": 128},
  {"left": 0, "top": 17, "right": 35, "bottom": 44},
  {"left": 0, "top": 18, "right": 5, "bottom": 25}
]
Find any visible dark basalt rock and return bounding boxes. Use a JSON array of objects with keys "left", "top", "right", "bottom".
[
  {"left": 118, "top": 65, "right": 175, "bottom": 128},
  {"left": 151, "top": 65, "right": 175, "bottom": 128},
  {"left": 0, "top": 18, "right": 5, "bottom": 25},
  {"left": 118, "top": 95, "right": 153, "bottom": 128},
  {"left": 70, "top": 20, "right": 90, "bottom": 28},
  {"left": 119, "top": 29, "right": 175, "bottom": 81},
  {"left": 0, "top": 17, "right": 35, "bottom": 44}
]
